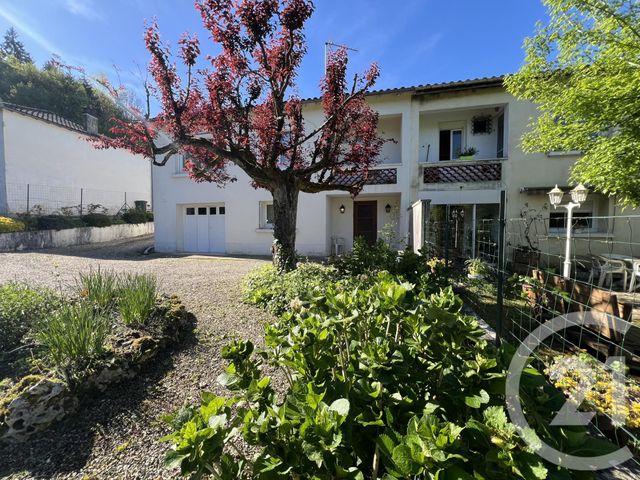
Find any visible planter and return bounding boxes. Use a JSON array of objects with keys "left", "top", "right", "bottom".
[{"left": 459, "top": 155, "right": 475, "bottom": 161}]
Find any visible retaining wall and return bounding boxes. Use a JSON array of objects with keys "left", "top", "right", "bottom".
[{"left": 0, "top": 222, "right": 154, "bottom": 252}]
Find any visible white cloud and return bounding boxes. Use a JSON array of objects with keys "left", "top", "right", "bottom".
[{"left": 64, "top": 0, "right": 104, "bottom": 21}]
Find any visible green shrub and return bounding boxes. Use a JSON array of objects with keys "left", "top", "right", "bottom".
[
  {"left": 35, "top": 303, "right": 108, "bottom": 374},
  {"left": 118, "top": 273, "right": 158, "bottom": 326},
  {"left": 81, "top": 213, "right": 112, "bottom": 227},
  {"left": 0, "top": 216, "right": 25, "bottom": 233},
  {"left": 35, "top": 215, "right": 83, "bottom": 231},
  {"left": 121, "top": 209, "right": 149, "bottom": 224},
  {"left": 78, "top": 267, "right": 120, "bottom": 311},
  {"left": 163, "top": 274, "right": 611, "bottom": 479},
  {"left": 242, "top": 263, "right": 336, "bottom": 315},
  {"left": 0, "top": 283, "right": 60, "bottom": 353},
  {"left": 146, "top": 210, "right": 154, "bottom": 222}
]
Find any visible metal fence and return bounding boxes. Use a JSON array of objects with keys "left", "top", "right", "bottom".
[
  {"left": 455, "top": 211, "right": 640, "bottom": 461},
  {"left": 4, "top": 182, "right": 151, "bottom": 216}
]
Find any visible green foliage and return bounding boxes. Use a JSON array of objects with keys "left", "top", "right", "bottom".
[
  {"left": 164, "top": 274, "right": 607, "bottom": 478},
  {"left": 0, "top": 55, "right": 128, "bottom": 136},
  {"left": 117, "top": 273, "right": 158, "bottom": 326},
  {"left": 505, "top": 0, "right": 640, "bottom": 207},
  {"left": 465, "top": 257, "right": 492, "bottom": 277},
  {"left": 332, "top": 237, "right": 445, "bottom": 285},
  {"left": 0, "top": 216, "right": 25, "bottom": 233},
  {"left": 81, "top": 213, "right": 112, "bottom": 227},
  {"left": 121, "top": 209, "right": 150, "bottom": 224},
  {"left": 0, "top": 283, "right": 59, "bottom": 353},
  {"left": 242, "top": 263, "right": 337, "bottom": 315},
  {"left": 34, "top": 214, "right": 83, "bottom": 231},
  {"left": 78, "top": 268, "right": 121, "bottom": 312},
  {"left": 34, "top": 303, "right": 108, "bottom": 375}
]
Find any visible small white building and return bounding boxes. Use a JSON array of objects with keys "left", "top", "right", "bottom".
[
  {"left": 0, "top": 103, "right": 151, "bottom": 215},
  {"left": 151, "top": 76, "right": 635, "bottom": 258}
]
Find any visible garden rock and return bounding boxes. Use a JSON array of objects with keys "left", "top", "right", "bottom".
[{"left": 0, "top": 376, "right": 77, "bottom": 443}]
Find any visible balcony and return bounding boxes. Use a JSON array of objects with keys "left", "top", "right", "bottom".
[
  {"left": 422, "top": 159, "right": 502, "bottom": 184},
  {"left": 332, "top": 167, "right": 398, "bottom": 187}
]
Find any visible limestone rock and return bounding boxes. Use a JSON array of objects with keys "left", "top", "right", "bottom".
[{"left": 0, "top": 375, "right": 77, "bottom": 442}]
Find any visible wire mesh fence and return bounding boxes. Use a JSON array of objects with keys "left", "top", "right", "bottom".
[
  {"left": 4, "top": 182, "right": 151, "bottom": 216},
  {"left": 453, "top": 211, "right": 640, "bottom": 462}
]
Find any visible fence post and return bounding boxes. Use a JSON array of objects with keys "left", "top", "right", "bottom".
[
  {"left": 26, "top": 183, "right": 30, "bottom": 214},
  {"left": 444, "top": 204, "right": 450, "bottom": 264},
  {"left": 80, "top": 188, "right": 83, "bottom": 216},
  {"left": 496, "top": 189, "right": 507, "bottom": 344}
]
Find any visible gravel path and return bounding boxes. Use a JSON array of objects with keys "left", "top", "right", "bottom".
[{"left": 0, "top": 236, "right": 273, "bottom": 480}]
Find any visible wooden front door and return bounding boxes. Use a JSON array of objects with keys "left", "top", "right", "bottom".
[{"left": 353, "top": 201, "right": 378, "bottom": 245}]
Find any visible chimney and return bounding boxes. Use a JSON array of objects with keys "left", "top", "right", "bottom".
[{"left": 84, "top": 113, "right": 98, "bottom": 135}]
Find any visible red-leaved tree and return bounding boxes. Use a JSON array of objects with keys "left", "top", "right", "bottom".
[{"left": 95, "top": 0, "right": 385, "bottom": 271}]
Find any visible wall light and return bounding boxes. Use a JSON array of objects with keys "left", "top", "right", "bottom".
[
  {"left": 339, "top": 204, "right": 346, "bottom": 214},
  {"left": 385, "top": 203, "right": 392, "bottom": 213}
]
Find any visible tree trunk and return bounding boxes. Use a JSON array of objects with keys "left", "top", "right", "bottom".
[{"left": 271, "top": 182, "right": 300, "bottom": 273}]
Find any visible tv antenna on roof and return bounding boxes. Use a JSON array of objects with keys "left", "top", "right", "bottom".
[{"left": 324, "top": 41, "right": 358, "bottom": 73}]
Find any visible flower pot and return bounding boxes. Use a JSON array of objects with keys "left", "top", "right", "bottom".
[{"left": 459, "top": 155, "right": 475, "bottom": 160}]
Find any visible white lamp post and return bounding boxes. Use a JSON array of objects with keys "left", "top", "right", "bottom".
[{"left": 547, "top": 183, "right": 589, "bottom": 279}]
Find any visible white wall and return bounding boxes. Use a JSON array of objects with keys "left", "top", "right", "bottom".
[{"left": 3, "top": 110, "right": 151, "bottom": 213}]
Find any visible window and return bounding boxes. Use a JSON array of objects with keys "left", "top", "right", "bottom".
[
  {"left": 259, "top": 202, "right": 274, "bottom": 229},
  {"left": 176, "top": 155, "right": 190, "bottom": 174},
  {"left": 496, "top": 113, "right": 505, "bottom": 158},
  {"left": 439, "top": 129, "right": 463, "bottom": 160},
  {"left": 472, "top": 115, "right": 492, "bottom": 135},
  {"left": 219, "top": 206, "right": 226, "bottom": 215},
  {"left": 198, "top": 207, "right": 207, "bottom": 215},
  {"left": 549, "top": 211, "right": 593, "bottom": 231},
  {"left": 210, "top": 207, "right": 217, "bottom": 215},
  {"left": 186, "top": 207, "right": 195, "bottom": 215}
]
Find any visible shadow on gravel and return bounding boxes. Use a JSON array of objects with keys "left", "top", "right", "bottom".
[
  {"left": 0, "top": 316, "right": 197, "bottom": 479},
  {"left": 4, "top": 236, "right": 156, "bottom": 262}
]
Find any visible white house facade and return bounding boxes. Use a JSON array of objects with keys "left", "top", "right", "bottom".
[
  {"left": 152, "top": 76, "right": 634, "bottom": 258},
  {"left": 0, "top": 103, "right": 151, "bottom": 215}
]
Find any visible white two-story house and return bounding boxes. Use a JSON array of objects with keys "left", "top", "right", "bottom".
[{"left": 151, "top": 75, "right": 634, "bottom": 260}]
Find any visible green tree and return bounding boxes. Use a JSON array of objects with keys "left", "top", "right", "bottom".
[
  {"left": 505, "top": 0, "right": 640, "bottom": 207},
  {"left": 0, "top": 56, "right": 128, "bottom": 136},
  {"left": 0, "top": 27, "right": 32, "bottom": 64}
]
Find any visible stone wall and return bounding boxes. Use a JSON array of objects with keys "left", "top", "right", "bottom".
[{"left": 0, "top": 222, "right": 154, "bottom": 252}]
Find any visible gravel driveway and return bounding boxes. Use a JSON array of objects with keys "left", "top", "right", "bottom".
[{"left": 0, "top": 236, "right": 273, "bottom": 480}]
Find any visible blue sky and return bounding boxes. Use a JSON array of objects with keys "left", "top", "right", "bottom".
[{"left": 0, "top": 0, "right": 548, "bottom": 108}]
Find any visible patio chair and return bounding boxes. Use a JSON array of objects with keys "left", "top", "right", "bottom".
[
  {"left": 629, "top": 261, "right": 640, "bottom": 292},
  {"left": 573, "top": 255, "right": 595, "bottom": 283},
  {"left": 593, "top": 255, "right": 628, "bottom": 290}
]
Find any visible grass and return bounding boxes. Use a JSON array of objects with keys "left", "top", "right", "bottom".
[
  {"left": 78, "top": 267, "right": 120, "bottom": 311},
  {"left": 117, "top": 273, "right": 158, "bottom": 326},
  {"left": 35, "top": 303, "right": 108, "bottom": 373}
]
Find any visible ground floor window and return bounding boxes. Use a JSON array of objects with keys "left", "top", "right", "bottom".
[{"left": 259, "top": 201, "right": 274, "bottom": 229}]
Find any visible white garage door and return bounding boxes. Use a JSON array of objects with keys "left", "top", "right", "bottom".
[{"left": 183, "top": 205, "right": 226, "bottom": 253}]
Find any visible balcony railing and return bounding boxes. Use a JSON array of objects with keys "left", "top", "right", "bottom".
[
  {"left": 422, "top": 159, "right": 503, "bottom": 184},
  {"left": 332, "top": 167, "right": 397, "bottom": 187}
]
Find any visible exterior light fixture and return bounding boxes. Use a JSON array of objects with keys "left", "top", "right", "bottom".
[
  {"left": 547, "top": 183, "right": 589, "bottom": 279},
  {"left": 570, "top": 183, "right": 588, "bottom": 205},
  {"left": 385, "top": 203, "right": 392, "bottom": 213},
  {"left": 339, "top": 204, "right": 345, "bottom": 214},
  {"left": 547, "top": 185, "right": 564, "bottom": 207}
]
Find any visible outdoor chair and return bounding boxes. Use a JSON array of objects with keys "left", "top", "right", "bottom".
[
  {"left": 629, "top": 261, "right": 640, "bottom": 292},
  {"left": 593, "top": 255, "right": 628, "bottom": 290}
]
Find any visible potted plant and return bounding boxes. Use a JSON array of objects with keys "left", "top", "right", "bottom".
[
  {"left": 465, "top": 257, "right": 490, "bottom": 280},
  {"left": 459, "top": 147, "right": 478, "bottom": 160}
]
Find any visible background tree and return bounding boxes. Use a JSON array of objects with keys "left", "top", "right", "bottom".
[
  {"left": 505, "top": 0, "right": 640, "bottom": 207},
  {"left": 0, "top": 27, "right": 32, "bottom": 64},
  {"left": 0, "top": 55, "right": 129, "bottom": 136},
  {"left": 95, "top": 0, "right": 385, "bottom": 272}
]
